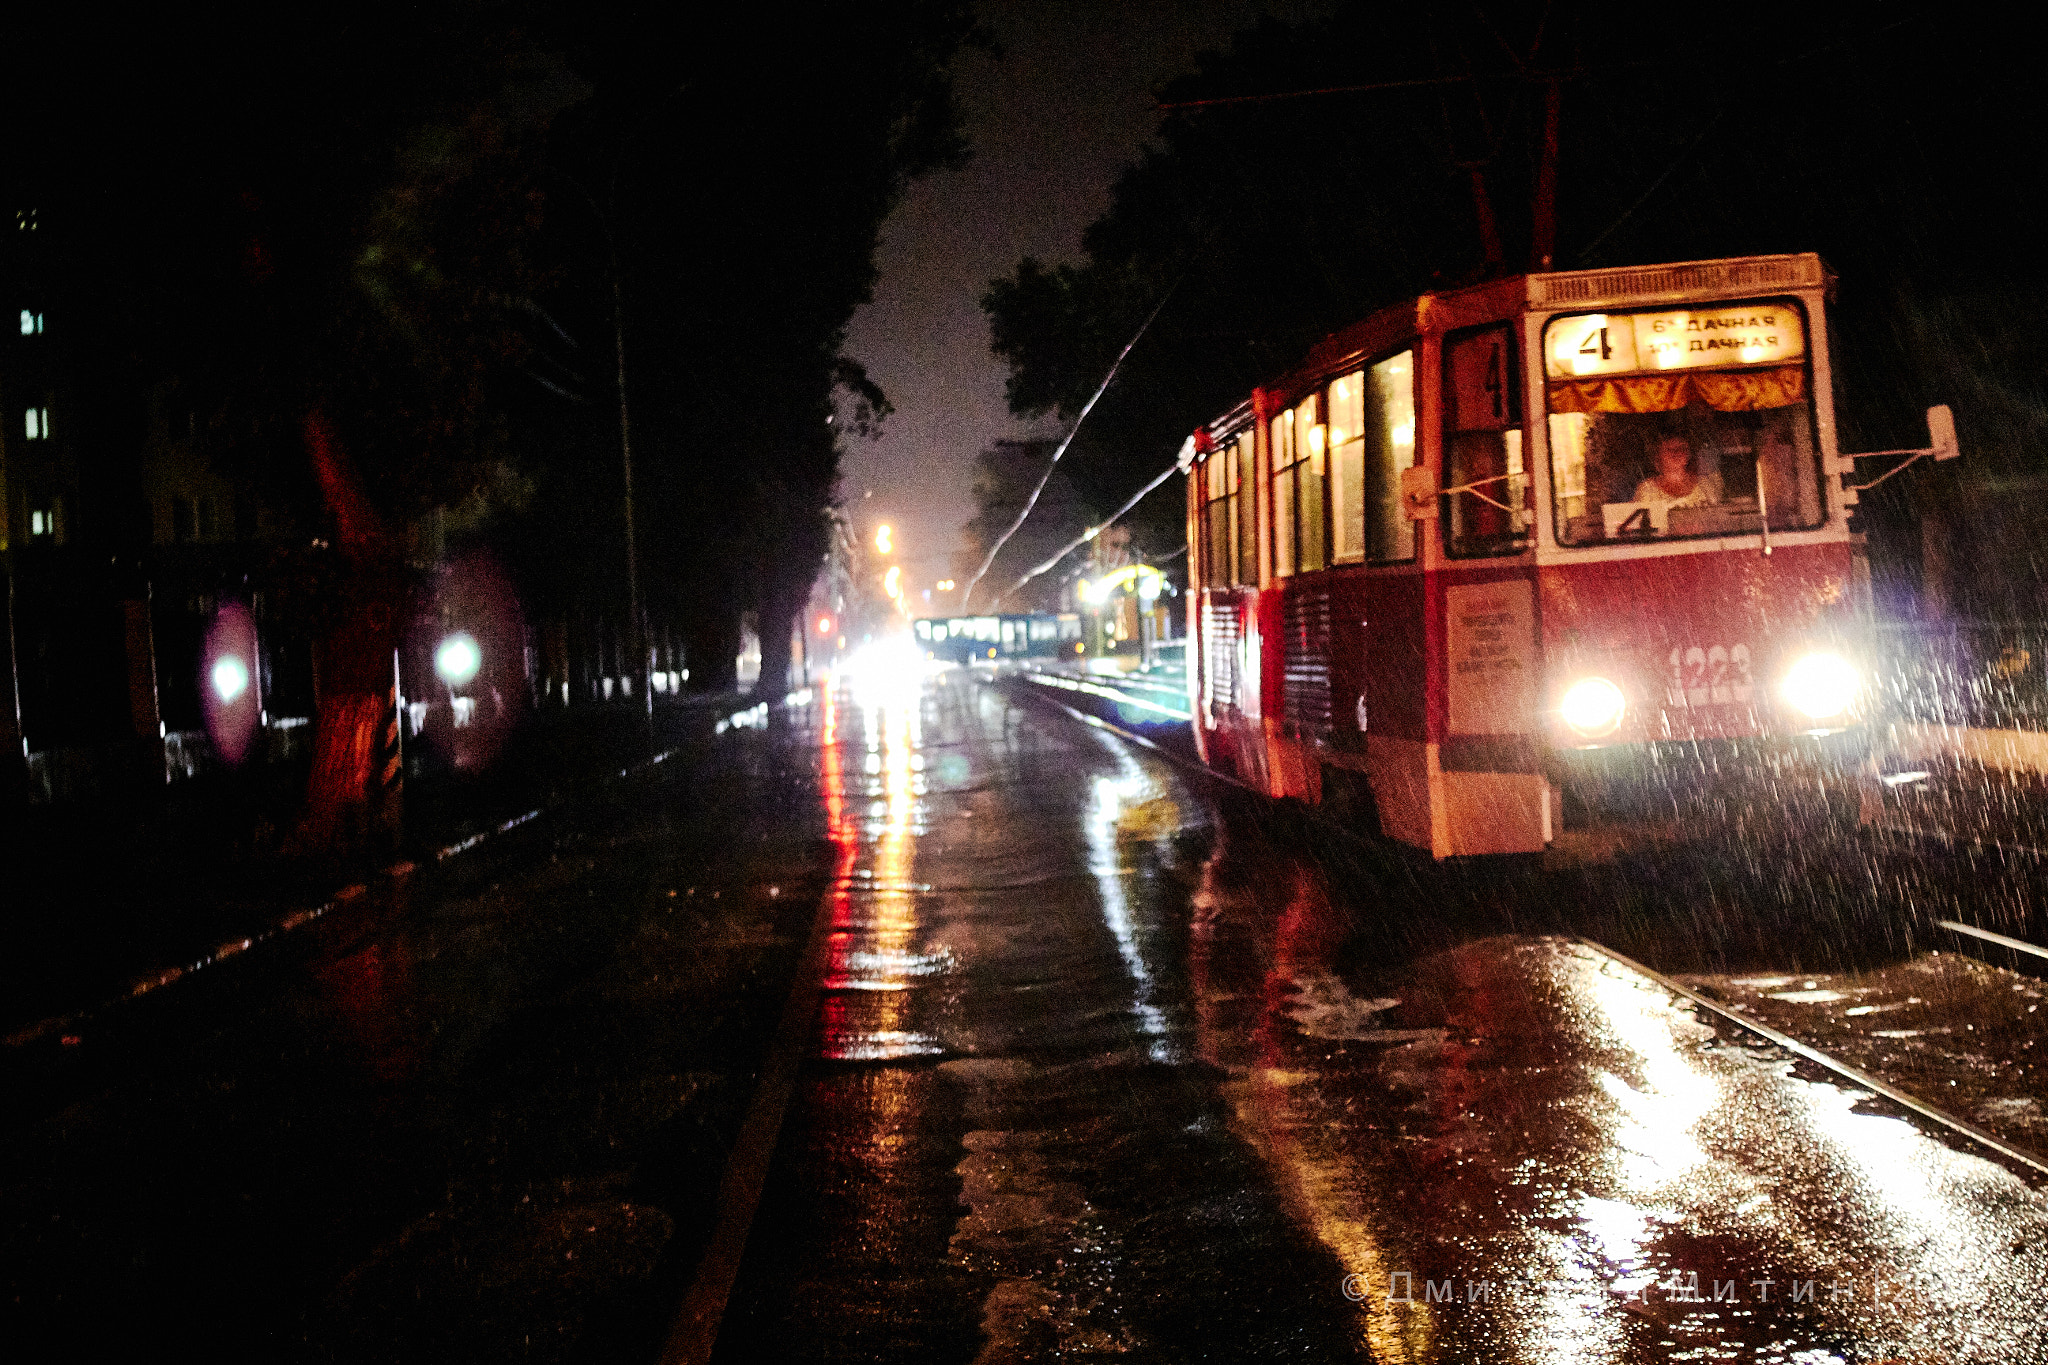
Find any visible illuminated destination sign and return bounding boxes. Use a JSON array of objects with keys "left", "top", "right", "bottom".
[{"left": 1545, "top": 305, "right": 1806, "bottom": 378}]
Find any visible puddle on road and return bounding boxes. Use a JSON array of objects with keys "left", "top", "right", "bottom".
[
  {"left": 939, "top": 1058, "right": 1147, "bottom": 1363},
  {"left": 1283, "top": 972, "right": 1403, "bottom": 1039}
]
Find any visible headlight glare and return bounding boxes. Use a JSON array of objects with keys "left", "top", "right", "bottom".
[
  {"left": 1782, "top": 651, "right": 1858, "bottom": 720},
  {"left": 1560, "top": 676, "right": 1627, "bottom": 737}
]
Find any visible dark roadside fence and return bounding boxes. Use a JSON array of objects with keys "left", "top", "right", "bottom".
[{"left": 0, "top": 689, "right": 751, "bottom": 1041}]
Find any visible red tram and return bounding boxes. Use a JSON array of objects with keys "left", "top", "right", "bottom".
[{"left": 1185, "top": 253, "right": 1894, "bottom": 857}]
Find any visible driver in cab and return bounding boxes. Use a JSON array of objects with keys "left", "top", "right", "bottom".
[{"left": 1633, "top": 432, "right": 1722, "bottom": 510}]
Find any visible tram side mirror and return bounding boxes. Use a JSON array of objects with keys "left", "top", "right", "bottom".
[
  {"left": 1927, "top": 404, "right": 1959, "bottom": 461},
  {"left": 1400, "top": 464, "right": 1438, "bottom": 520}
]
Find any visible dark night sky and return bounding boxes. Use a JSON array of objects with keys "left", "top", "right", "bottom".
[{"left": 840, "top": 0, "right": 1332, "bottom": 594}]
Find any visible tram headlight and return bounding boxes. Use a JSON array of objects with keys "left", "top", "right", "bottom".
[
  {"left": 1560, "top": 676, "right": 1627, "bottom": 738},
  {"left": 1781, "top": 651, "right": 1859, "bottom": 720}
]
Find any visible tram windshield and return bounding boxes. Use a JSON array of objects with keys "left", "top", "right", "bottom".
[{"left": 1543, "top": 300, "right": 1824, "bottom": 546}]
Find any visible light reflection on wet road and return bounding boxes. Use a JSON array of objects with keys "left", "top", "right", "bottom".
[{"left": 713, "top": 666, "right": 2048, "bottom": 1363}]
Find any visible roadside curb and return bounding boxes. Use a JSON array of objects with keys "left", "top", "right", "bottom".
[{"left": 657, "top": 835, "right": 842, "bottom": 1364}]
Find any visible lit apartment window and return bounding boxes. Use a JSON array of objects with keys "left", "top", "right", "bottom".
[
  {"left": 24, "top": 406, "right": 50, "bottom": 439},
  {"left": 15, "top": 208, "right": 37, "bottom": 233},
  {"left": 30, "top": 508, "right": 55, "bottom": 538},
  {"left": 19, "top": 309, "right": 43, "bottom": 334}
]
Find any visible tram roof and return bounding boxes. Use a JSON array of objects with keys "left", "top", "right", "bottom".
[{"left": 1233, "top": 251, "right": 1830, "bottom": 424}]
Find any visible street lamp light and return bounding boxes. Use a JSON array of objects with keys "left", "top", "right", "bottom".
[
  {"left": 435, "top": 632, "right": 483, "bottom": 687},
  {"left": 210, "top": 655, "right": 250, "bottom": 703}
]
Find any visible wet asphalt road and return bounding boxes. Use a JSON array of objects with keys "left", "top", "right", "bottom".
[
  {"left": 713, "top": 665, "right": 2048, "bottom": 1363},
  {"left": 9, "top": 661, "right": 2048, "bottom": 1362},
  {"left": 2, "top": 724, "right": 832, "bottom": 1361}
]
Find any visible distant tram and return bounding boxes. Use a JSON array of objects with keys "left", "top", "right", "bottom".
[
  {"left": 915, "top": 612, "right": 1079, "bottom": 664},
  {"left": 1185, "top": 253, "right": 1936, "bottom": 857}
]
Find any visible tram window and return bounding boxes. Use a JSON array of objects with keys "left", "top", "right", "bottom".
[
  {"left": 1201, "top": 446, "right": 1233, "bottom": 588},
  {"left": 1236, "top": 434, "right": 1257, "bottom": 582},
  {"left": 1296, "top": 394, "right": 1326, "bottom": 574},
  {"left": 1202, "top": 456, "right": 1221, "bottom": 587},
  {"left": 1443, "top": 327, "right": 1530, "bottom": 558},
  {"left": 1544, "top": 301, "right": 1824, "bottom": 546},
  {"left": 1228, "top": 433, "right": 1249, "bottom": 584},
  {"left": 1277, "top": 355, "right": 1414, "bottom": 576},
  {"left": 1271, "top": 408, "right": 1296, "bottom": 576},
  {"left": 1199, "top": 435, "right": 1249, "bottom": 588},
  {"left": 1329, "top": 371, "right": 1366, "bottom": 562},
  {"left": 1363, "top": 350, "right": 1416, "bottom": 563}
]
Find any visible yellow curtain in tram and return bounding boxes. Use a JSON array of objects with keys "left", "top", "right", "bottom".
[{"left": 1547, "top": 365, "right": 1806, "bottom": 414}]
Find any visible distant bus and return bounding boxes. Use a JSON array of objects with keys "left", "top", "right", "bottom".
[{"left": 914, "top": 613, "right": 1080, "bottom": 663}]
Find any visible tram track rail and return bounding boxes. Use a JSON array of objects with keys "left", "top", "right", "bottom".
[{"left": 1000, "top": 673, "right": 2048, "bottom": 1184}]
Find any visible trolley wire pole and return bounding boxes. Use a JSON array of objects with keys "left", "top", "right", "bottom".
[{"left": 549, "top": 88, "right": 689, "bottom": 734}]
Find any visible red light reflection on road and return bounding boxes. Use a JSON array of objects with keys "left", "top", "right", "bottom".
[
  {"left": 312, "top": 936, "right": 421, "bottom": 1091},
  {"left": 817, "top": 668, "right": 931, "bottom": 1060}
]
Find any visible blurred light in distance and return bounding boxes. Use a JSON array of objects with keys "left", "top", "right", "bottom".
[
  {"left": 1783, "top": 651, "right": 1858, "bottom": 720},
  {"left": 211, "top": 655, "right": 250, "bottom": 703},
  {"left": 845, "top": 633, "right": 926, "bottom": 708},
  {"left": 884, "top": 566, "right": 902, "bottom": 599},
  {"left": 1080, "top": 564, "right": 1163, "bottom": 605},
  {"left": 1561, "top": 676, "right": 1626, "bottom": 738},
  {"left": 202, "top": 601, "right": 260, "bottom": 766},
  {"left": 875, "top": 524, "right": 892, "bottom": 554},
  {"left": 817, "top": 614, "right": 834, "bottom": 635},
  {"left": 435, "top": 632, "right": 482, "bottom": 686}
]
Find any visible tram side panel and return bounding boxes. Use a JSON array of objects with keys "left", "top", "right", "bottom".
[
  {"left": 1434, "top": 565, "right": 1549, "bottom": 856},
  {"left": 1191, "top": 586, "right": 1253, "bottom": 781},
  {"left": 1320, "top": 570, "right": 1435, "bottom": 849}
]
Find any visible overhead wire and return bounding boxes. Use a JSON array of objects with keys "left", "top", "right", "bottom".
[
  {"left": 994, "top": 451, "right": 1185, "bottom": 607},
  {"left": 959, "top": 280, "right": 1179, "bottom": 609}
]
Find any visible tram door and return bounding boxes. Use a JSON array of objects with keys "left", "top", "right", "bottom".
[{"left": 1432, "top": 324, "right": 1549, "bottom": 856}]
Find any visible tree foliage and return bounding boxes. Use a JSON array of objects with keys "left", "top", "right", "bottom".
[{"left": 6, "top": 0, "right": 981, "bottom": 686}]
